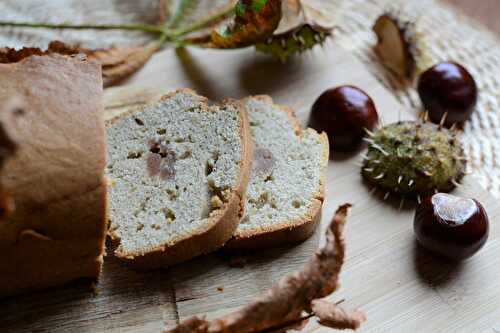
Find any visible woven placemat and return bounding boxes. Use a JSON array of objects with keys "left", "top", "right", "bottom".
[
  {"left": 333, "top": 0, "right": 500, "bottom": 197},
  {"left": 1, "top": 0, "right": 499, "bottom": 197}
]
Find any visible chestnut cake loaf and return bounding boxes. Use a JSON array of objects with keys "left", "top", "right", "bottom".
[
  {"left": 0, "top": 53, "right": 107, "bottom": 297},
  {"left": 228, "top": 96, "right": 329, "bottom": 248},
  {"left": 106, "top": 89, "right": 252, "bottom": 268}
]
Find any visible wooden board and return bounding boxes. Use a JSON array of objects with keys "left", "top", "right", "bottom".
[{"left": 2, "top": 44, "right": 500, "bottom": 333}]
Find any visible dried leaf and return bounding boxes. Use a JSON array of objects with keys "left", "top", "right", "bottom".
[
  {"left": 202, "top": 0, "right": 282, "bottom": 49},
  {"left": 163, "top": 204, "right": 360, "bottom": 333},
  {"left": 311, "top": 300, "right": 366, "bottom": 330},
  {"left": 48, "top": 41, "right": 160, "bottom": 87},
  {"left": 255, "top": 0, "right": 336, "bottom": 61}
]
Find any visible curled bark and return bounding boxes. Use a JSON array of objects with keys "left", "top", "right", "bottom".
[
  {"left": 311, "top": 299, "right": 366, "bottom": 330},
  {"left": 164, "top": 204, "right": 365, "bottom": 333}
]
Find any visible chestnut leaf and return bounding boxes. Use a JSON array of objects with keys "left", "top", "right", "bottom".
[{"left": 189, "top": 0, "right": 283, "bottom": 49}]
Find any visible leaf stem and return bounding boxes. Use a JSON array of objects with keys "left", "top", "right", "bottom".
[
  {"left": 165, "top": 0, "right": 197, "bottom": 29},
  {"left": 0, "top": 21, "right": 166, "bottom": 34},
  {"left": 172, "top": 4, "right": 235, "bottom": 37},
  {"left": 0, "top": 2, "right": 237, "bottom": 43}
]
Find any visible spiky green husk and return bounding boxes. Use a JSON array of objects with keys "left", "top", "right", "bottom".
[
  {"left": 362, "top": 121, "right": 466, "bottom": 197},
  {"left": 255, "top": 24, "right": 329, "bottom": 62}
]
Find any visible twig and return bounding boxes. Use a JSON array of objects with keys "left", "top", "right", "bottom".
[
  {"left": 0, "top": 21, "right": 166, "bottom": 34},
  {"left": 166, "top": 0, "right": 198, "bottom": 29},
  {"left": 173, "top": 4, "right": 235, "bottom": 37}
]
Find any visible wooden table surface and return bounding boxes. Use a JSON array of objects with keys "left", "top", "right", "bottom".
[
  {"left": 2, "top": 42, "right": 500, "bottom": 333},
  {"left": 445, "top": 0, "right": 500, "bottom": 36}
]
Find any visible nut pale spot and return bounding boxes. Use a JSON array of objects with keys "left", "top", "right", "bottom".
[
  {"left": 146, "top": 138, "right": 176, "bottom": 180},
  {"left": 253, "top": 148, "right": 275, "bottom": 174},
  {"left": 432, "top": 193, "right": 477, "bottom": 226}
]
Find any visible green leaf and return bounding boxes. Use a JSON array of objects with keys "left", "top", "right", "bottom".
[
  {"left": 235, "top": 2, "right": 247, "bottom": 17},
  {"left": 250, "top": 0, "right": 268, "bottom": 12}
]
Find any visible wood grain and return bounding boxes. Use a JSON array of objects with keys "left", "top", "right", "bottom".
[{"left": 1, "top": 43, "right": 499, "bottom": 333}]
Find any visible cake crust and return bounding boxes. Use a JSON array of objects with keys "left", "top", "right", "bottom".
[
  {"left": 227, "top": 95, "right": 329, "bottom": 249},
  {"left": 107, "top": 89, "right": 253, "bottom": 269},
  {"left": 0, "top": 53, "right": 107, "bottom": 297}
]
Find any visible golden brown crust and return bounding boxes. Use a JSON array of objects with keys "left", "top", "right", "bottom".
[
  {"left": 0, "top": 181, "right": 107, "bottom": 298},
  {"left": 0, "top": 54, "right": 107, "bottom": 297},
  {"left": 0, "top": 99, "right": 22, "bottom": 222},
  {"left": 110, "top": 90, "right": 253, "bottom": 269},
  {"left": 227, "top": 96, "right": 329, "bottom": 249}
]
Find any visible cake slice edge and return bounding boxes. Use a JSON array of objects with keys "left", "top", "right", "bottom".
[
  {"left": 227, "top": 95, "right": 329, "bottom": 249},
  {"left": 106, "top": 88, "right": 253, "bottom": 269}
]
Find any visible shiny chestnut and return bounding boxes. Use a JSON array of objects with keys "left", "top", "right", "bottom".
[
  {"left": 309, "top": 86, "right": 378, "bottom": 152},
  {"left": 414, "top": 193, "right": 489, "bottom": 260},
  {"left": 418, "top": 62, "right": 478, "bottom": 127}
]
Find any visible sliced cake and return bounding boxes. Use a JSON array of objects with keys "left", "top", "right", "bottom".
[
  {"left": 0, "top": 53, "right": 107, "bottom": 297},
  {"left": 228, "top": 96, "right": 329, "bottom": 249},
  {"left": 106, "top": 89, "right": 252, "bottom": 268}
]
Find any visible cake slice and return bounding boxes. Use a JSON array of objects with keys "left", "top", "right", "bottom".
[
  {"left": 106, "top": 89, "right": 252, "bottom": 268},
  {"left": 228, "top": 96, "right": 329, "bottom": 249}
]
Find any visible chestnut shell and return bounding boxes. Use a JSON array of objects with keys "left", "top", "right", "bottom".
[
  {"left": 414, "top": 194, "right": 489, "bottom": 260},
  {"left": 417, "top": 62, "right": 478, "bottom": 127},
  {"left": 309, "top": 86, "right": 378, "bottom": 152}
]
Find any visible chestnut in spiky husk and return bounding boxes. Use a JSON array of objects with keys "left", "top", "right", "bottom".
[
  {"left": 361, "top": 121, "right": 466, "bottom": 198},
  {"left": 373, "top": 12, "right": 431, "bottom": 80},
  {"left": 255, "top": 24, "right": 330, "bottom": 63}
]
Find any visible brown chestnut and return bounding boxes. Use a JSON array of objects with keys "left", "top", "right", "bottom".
[
  {"left": 414, "top": 193, "right": 489, "bottom": 260},
  {"left": 309, "top": 85, "right": 379, "bottom": 152},
  {"left": 418, "top": 62, "right": 478, "bottom": 127}
]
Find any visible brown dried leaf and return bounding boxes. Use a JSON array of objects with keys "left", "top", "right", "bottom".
[
  {"left": 311, "top": 299, "right": 366, "bottom": 330},
  {"left": 48, "top": 41, "right": 160, "bottom": 87},
  {"left": 202, "top": 0, "right": 282, "bottom": 48},
  {"left": 163, "top": 204, "right": 356, "bottom": 333}
]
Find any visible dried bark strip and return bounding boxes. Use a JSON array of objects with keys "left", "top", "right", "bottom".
[
  {"left": 311, "top": 299, "right": 366, "bottom": 330},
  {"left": 163, "top": 204, "right": 365, "bottom": 333}
]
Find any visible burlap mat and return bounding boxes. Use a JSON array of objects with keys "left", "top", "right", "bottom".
[{"left": 1, "top": 0, "right": 499, "bottom": 197}]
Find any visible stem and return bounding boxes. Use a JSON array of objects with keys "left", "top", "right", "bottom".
[
  {"left": 0, "top": 2, "right": 236, "bottom": 42},
  {"left": 0, "top": 21, "right": 165, "bottom": 34},
  {"left": 166, "top": 0, "right": 197, "bottom": 29},
  {"left": 173, "top": 4, "right": 235, "bottom": 37}
]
